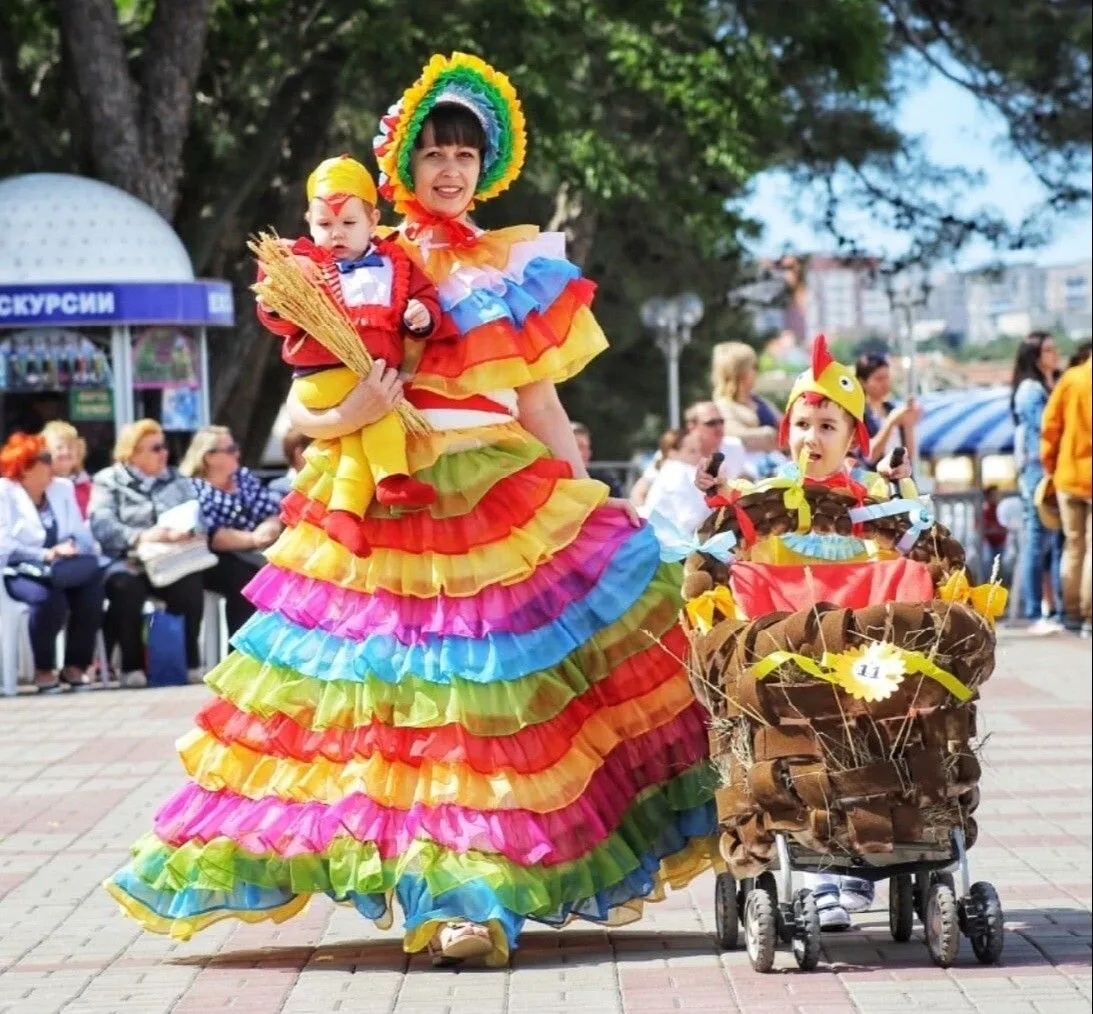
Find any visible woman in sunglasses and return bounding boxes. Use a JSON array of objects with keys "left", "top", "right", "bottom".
[
  {"left": 180, "top": 426, "right": 281, "bottom": 638},
  {"left": 90, "top": 419, "right": 207, "bottom": 688},
  {"left": 1, "top": 432, "right": 105, "bottom": 692}
]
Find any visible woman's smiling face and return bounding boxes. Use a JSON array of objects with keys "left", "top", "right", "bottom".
[{"left": 410, "top": 122, "right": 481, "bottom": 219}]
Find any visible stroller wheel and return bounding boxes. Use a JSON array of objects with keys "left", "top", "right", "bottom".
[
  {"left": 889, "top": 874, "right": 915, "bottom": 942},
  {"left": 714, "top": 872, "right": 739, "bottom": 950},
  {"left": 792, "top": 889, "right": 822, "bottom": 971},
  {"left": 967, "top": 882, "right": 1005, "bottom": 965},
  {"left": 925, "top": 880, "right": 961, "bottom": 968},
  {"left": 744, "top": 887, "right": 778, "bottom": 973}
]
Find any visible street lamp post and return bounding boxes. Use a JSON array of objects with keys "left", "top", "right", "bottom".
[
  {"left": 640, "top": 293, "right": 704, "bottom": 429},
  {"left": 884, "top": 269, "right": 932, "bottom": 478}
]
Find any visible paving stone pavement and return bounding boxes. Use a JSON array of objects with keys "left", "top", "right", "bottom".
[{"left": 0, "top": 627, "right": 1089, "bottom": 1014}]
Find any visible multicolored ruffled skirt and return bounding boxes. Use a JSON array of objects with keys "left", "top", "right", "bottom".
[{"left": 104, "top": 227, "right": 718, "bottom": 966}]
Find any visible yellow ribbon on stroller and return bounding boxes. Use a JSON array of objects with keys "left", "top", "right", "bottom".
[{"left": 750, "top": 644, "right": 974, "bottom": 703}]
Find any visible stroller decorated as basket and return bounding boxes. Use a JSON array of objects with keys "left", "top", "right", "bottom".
[{"left": 671, "top": 467, "right": 1007, "bottom": 972}]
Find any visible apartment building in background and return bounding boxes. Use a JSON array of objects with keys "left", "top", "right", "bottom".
[{"left": 739, "top": 255, "right": 1093, "bottom": 346}]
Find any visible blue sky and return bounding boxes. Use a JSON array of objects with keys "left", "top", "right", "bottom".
[{"left": 744, "top": 66, "right": 1092, "bottom": 269}]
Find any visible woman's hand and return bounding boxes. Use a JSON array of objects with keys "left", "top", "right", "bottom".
[
  {"left": 605, "top": 497, "right": 641, "bottom": 527},
  {"left": 44, "top": 540, "right": 78, "bottom": 562},
  {"left": 250, "top": 517, "right": 282, "bottom": 549},
  {"left": 286, "top": 359, "right": 405, "bottom": 440},
  {"left": 891, "top": 399, "right": 922, "bottom": 427}
]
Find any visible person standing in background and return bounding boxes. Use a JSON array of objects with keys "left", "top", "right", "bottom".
[
  {"left": 1041, "top": 353, "right": 1092, "bottom": 637},
  {"left": 981, "top": 485, "right": 1008, "bottom": 577},
  {"left": 855, "top": 354, "right": 921, "bottom": 467},
  {"left": 1010, "top": 332, "right": 1064, "bottom": 634},
  {"left": 710, "top": 341, "right": 784, "bottom": 477}
]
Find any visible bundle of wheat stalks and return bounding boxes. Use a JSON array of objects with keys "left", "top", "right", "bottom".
[{"left": 249, "top": 231, "right": 429, "bottom": 434}]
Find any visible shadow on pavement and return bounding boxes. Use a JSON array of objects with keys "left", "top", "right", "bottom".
[{"left": 166, "top": 909, "right": 1090, "bottom": 975}]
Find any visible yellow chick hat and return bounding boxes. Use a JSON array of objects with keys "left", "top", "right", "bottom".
[
  {"left": 778, "top": 333, "right": 871, "bottom": 457},
  {"left": 306, "top": 154, "right": 378, "bottom": 208}
]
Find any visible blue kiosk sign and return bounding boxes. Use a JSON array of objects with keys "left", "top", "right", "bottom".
[
  {"left": 0, "top": 280, "right": 235, "bottom": 429},
  {"left": 0, "top": 280, "right": 234, "bottom": 327}
]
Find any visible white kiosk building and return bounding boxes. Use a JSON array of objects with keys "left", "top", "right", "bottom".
[{"left": 0, "top": 173, "right": 234, "bottom": 460}]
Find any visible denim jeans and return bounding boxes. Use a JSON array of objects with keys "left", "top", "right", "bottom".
[
  {"left": 4, "top": 569, "right": 106, "bottom": 670},
  {"left": 1018, "top": 472, "right": 1063, "bottom": 620}
]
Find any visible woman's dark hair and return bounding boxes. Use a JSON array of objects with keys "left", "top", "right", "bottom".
[
  {"left": 415, "top": 103, "right": 487, "bottom": 155},
  {"left": 1069, "top": 341, "right": 1092, "bottom": 369},
  {"left": 855, "top": 353, "right": 889, "bottom": 384},
  {"left": 1009, "top": 330, "right": 1053, "bottom": 421}
]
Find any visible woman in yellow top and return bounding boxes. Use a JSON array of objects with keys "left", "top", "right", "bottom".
[{"left": 104, "top": 53, "right": 717, "bottom": 967}]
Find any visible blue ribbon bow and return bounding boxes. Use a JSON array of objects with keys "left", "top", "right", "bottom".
[
  {"left": 645, "top": 510, "right": 738, "bottom": 563},
  {"left": 336, "top": 252, "right": 385, "bottom": 273},
  {"left": 848, "top": 497, "right": 937, "bottom": 554}
]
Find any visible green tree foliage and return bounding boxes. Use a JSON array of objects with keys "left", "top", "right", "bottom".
[{"left": 1, "top": 0, "right": 1088, "bottom": 458}]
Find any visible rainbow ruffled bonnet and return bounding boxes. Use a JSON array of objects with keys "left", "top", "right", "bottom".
[{"left": 373, "top": 52, "right": 527, "bottom": 216}]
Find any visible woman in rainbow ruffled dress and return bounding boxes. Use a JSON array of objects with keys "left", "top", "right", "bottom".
[{"left": 104, "top": 53, "right": 718, "bottom": 967}]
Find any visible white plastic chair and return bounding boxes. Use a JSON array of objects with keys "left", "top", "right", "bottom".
[
  {"left": 202, "top": 591, "right": 229, "bottom": 669},
  {"left": 0, "top": 578, "right": 34, "bottom": 695},
  {"left": 2, "top": 579, "right": 110, "bottom": 695}
]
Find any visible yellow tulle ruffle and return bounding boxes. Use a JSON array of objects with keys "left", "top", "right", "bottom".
[
  {"left": 179, "top": 671, "right": 696, "bottom": 812},
  {"left": 265, "top": 479, "right": 607, "bottom": 598}
]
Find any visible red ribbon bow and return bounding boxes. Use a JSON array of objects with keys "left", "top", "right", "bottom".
[
  {"left": 704, "top": 489, "right": 757, "bottom": 547},
  {"left": 403, "top": 201, "right": 479, "bottom": 250}
]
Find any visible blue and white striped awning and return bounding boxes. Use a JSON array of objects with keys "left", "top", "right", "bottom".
[{"left": 915, "top": 386, "right": 1013, "bottom": 458}]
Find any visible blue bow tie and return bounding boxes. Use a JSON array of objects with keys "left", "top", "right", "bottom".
[{"left": 336, "top": 252, "right": 384, "bottom": 273}]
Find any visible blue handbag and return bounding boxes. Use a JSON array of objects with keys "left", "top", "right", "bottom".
[{"left": 145, "top": 609, "right": 189, "bottom": 687}]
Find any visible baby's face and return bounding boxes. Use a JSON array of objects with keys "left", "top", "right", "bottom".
[
  {"left": 787, "top": 397, "right": 856, "bottom": 479},
  {"left": 307, "top": 196, "right": 378, "bottom": 260}
]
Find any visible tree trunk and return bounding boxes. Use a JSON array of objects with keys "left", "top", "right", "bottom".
[
  {"left": 55, "top": 0, "right": 211, "bottom": 219},
  {"left": 209, "top": 65, "right": 344, "bottom": 465},
  {"left": 547, "top": 181, "right": 599, "bottom": 268}
]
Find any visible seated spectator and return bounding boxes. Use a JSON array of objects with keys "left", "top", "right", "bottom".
[
  {"left": 180, "top": 426, "right": 281, "bottom": 637},
  {"left": 571, "top": 421, "right": 623, "bottom": 497},
  {"left": 90, "top": 419, "right": 206, "bottom": 688},
  {"left": 268, "top": 428, "right": 312, "bottom": 505},
  {"left": 1, "top": 432, "right": 105, "bottom": 693},
  {"left": 41, "top": 420, "right": 93, "bottom": 518},
  {"left": 631, "top": 401, "right": 748, "bottom": 506}
]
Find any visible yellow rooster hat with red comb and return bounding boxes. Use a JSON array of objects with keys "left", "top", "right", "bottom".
[{"left": 778, "top": 333, "right": 870, "bottom": 457}]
